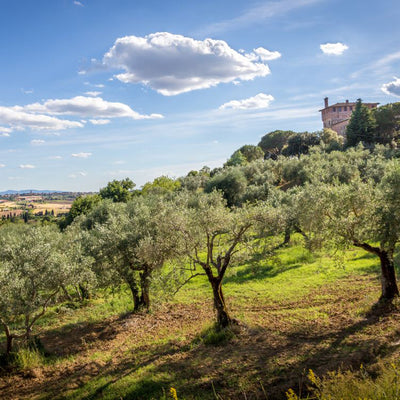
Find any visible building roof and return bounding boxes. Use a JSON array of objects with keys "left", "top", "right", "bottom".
[{"left": 319, "top": 102, "right": 379, "bottom": 112}]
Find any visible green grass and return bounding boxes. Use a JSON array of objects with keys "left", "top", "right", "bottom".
[
  {"left": 1, "top": 237, "right": 396, "bottom": 400},
  {"left": 174, "top": 240, "right": 380, "bottom": 308}
]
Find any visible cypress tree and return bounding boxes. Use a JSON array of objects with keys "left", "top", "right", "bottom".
[{"left": 346, "top": 99, "right": 376, "bottom": 147}]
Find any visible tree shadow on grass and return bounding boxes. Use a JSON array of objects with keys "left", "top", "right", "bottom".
[
  {"left": 119, "top": 292, "right": 400, "bottom": 400},
  {"left": 224, "top": 250, "right": 307, "bottom": 284}
]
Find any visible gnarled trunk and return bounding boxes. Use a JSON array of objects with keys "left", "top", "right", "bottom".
[
  {"left": 210, "top": 278, "right": 232, "bottom": 328},
  {"left": 379, "top": 250, "right": 399, "bottom": 300},
  {"left": 139, "top": 267, "right": 151, "bottom": 311},
  {"left": 125, "top": 273, "right": 141, "bottom": 311},
  {"left": 2, "top": 323, "right": 13, "bottom": 356},
  {"left": 354, "top": 241, "right": 399, "bottom": 301},
  {"left": 78, "top": 283, "right": 91, "bottom": 300}
]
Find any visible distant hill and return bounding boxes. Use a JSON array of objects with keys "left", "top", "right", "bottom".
[{"left": 0, "top": 190, "right": 67, "bottom": 195}]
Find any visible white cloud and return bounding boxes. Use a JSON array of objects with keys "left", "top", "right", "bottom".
[
  {"left": 90, "top": 118, "right": 111, "bottom": 125},
  {"left": 79, "top": 171, "right": 87, "bottom": 176},
  {"left": 219, "top": 93, "right": 274, "bottom": 110},
  {"left": 252, "top": 47, "right": 282, "bottom": 61},
  {"left": 21, "top": 89, "right": 34, "bottom": 94},
  {"left": 31, "top": 139, "right": 45, "bottom": 145},
  {"left": 73, "top": 1, "right": 84, "bottom": 6},
  {"left": 381, "top": 77, "right": 400, "bottom": 97},
  {"left": 49, "top": 155, "right": 62, "bottom": 160},
  {"left": 320, "top": 42, "right": 349, "bottom": 55},
  {"left": 102, "top": 32, "right": 271, "bottom": 96},
  {"left": 0, "top": 106, "right": 84, "bottom": 131},
  {"left": 0, "top": 133, "right": 10, "bottom": 137},
  {"left": 0, "top": 126, "right": 12, "bottom": 133},
  {"left": 72, "top": 152, "right": 92, "bottom": 158},
  {"left": 20, "top": 164, "right": 35, "bottom": 169},
  {"left": 84, "top": 91, "right": 102, "bottom": 97},
  {"left": 23, "top": 96, "right": 163, "bottom": 119},
  {"left": 0, "top": 164, "right": 5, "bottom": 168}
]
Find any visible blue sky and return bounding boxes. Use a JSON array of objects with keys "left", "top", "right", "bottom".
[{"left": 1, "top": 0, "right": 400, "bottom": 191}]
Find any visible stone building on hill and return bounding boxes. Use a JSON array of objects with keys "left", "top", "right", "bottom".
[{"left": 320, "top": 97, "right": 379, "bottom": 136}]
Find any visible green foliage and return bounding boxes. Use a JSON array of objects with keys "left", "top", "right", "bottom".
[
  {"left": 320, "top": 128, "right": 344, "bottom": 151},
  {"left": 62, "top": 193, "right": 101, "bottom": 228},
  {"left": 373, "top": 101, "right": 400, "bottom": 145},
  {"left": 225, "top": 149, "right": 247, "bottom": 166},
  {"left": 205, "top": 168, "right": 247, "bottom": 207},
  {"left": 282, "top": 132, "right": 320, "bottom": 157},
  {"left": 226, "top": 145, "right": 264, "bottom": 166},
  {"left": 292, "top": 364, "right": 400, "bottom": 400},
  {"left": 346, "top": 99, "right": 377, "bottom": 147},
  {"left": 141, "top": 175, "right": 181, "bottom": 196},
  {"left": 0, "top": 224, "right": 80, "bottom": 352},
  {"left": 258, "top": 130, "right": 296, "bottom": 158},
  {"left": 99, "top": 178, "right": 135, "bottom": 202}
]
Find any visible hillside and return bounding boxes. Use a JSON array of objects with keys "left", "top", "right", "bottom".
[{"left": 1, "top": 241, "right": 399, "bottom": 400}]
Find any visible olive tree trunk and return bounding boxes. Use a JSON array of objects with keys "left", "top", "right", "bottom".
[
  {"left": 379, "top": 250, "right": 399, "bottom": 300},
  {"left": 210, "top": 277, "right": 232, "bottom": 328},
  {"left": 354, "top": 241, "right": 399, "bottom": 300}
]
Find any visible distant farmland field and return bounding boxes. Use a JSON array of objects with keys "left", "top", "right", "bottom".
[{"left": 0, "top": 199, "right": 72, "bottom": 217}]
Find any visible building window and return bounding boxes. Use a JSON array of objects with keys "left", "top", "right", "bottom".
[
  {"left": 344, "top": 106, "right": 347, "bottom": 111},
  {"left": 333, "top": 107, "right": 336, "bottom": 112},
  {"left": 338, "top": 107, "right": 342, "bottom": 112},
  {"left": 350, "top": 106, "right": 353, "bottom": 111}
]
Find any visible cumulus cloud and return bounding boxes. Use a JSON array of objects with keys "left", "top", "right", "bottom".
[
  {"left": 23, "top": 96, "right": 163, "bottom": 120},
  {"left": 31, "top": 139, "right": 45, "bottom": 145},
  {"left": 320, "top": 42, "right": 349, "bottom": 55},
  {"left": 90, "top": 119, "right": 111, "bottom": 125},
  {"left": 84, "top": 91, "right": 102, "bottom": 97},
  {"left": 0, "top": 94, "right": 161, "bottom": 132},
  {"left": 71, "top": 152, "right": 92, "bottom": 158},
  {"left": 20, "top": 164, "right": 35, "bottom": 169},
  {"left": 219, "top": 93, "right": 274, "bottom": 110},
  {"left": 102, "top": 32, "right": 272, "bottom": 95},
  {"left": 0, "top": 164, "right": 5, "bottom": 168},
  {"left": 0, "top": 106, "right": 84, "bottom": 131},
  {"left": 252, "top": 47, "right": 281, "bottom": 61},
  {"left": 73, "top": 1, "right": 84, "bottom": 6},
  {"left": 381, "top": 77, "right": 400, "bottom": 97}
]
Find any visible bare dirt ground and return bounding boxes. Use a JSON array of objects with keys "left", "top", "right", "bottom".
[{"left": 1, "top": 275, "right": 400, "bottom": 400}]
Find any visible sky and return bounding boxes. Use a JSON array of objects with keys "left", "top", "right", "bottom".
[{"left": 1, "top": 0, "right": 400, "bottom": 191}]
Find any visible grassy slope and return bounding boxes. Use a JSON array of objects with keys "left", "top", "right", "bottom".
[{"left": 1, "top": 240, "right": 400, "bottom": 400}]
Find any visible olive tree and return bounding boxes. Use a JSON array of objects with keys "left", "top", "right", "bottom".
[
  {"left": 79, "top": 197, "right": 176, "bottom": 311},
  {"left": 297, "top": 163, "right": 400, "bottom": 300},
  {"left": 168, "top": 192, "right": 255, "bottom": 328},
  {"left": 0, "top": 225, "right": 71, "bottom": 355}
]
